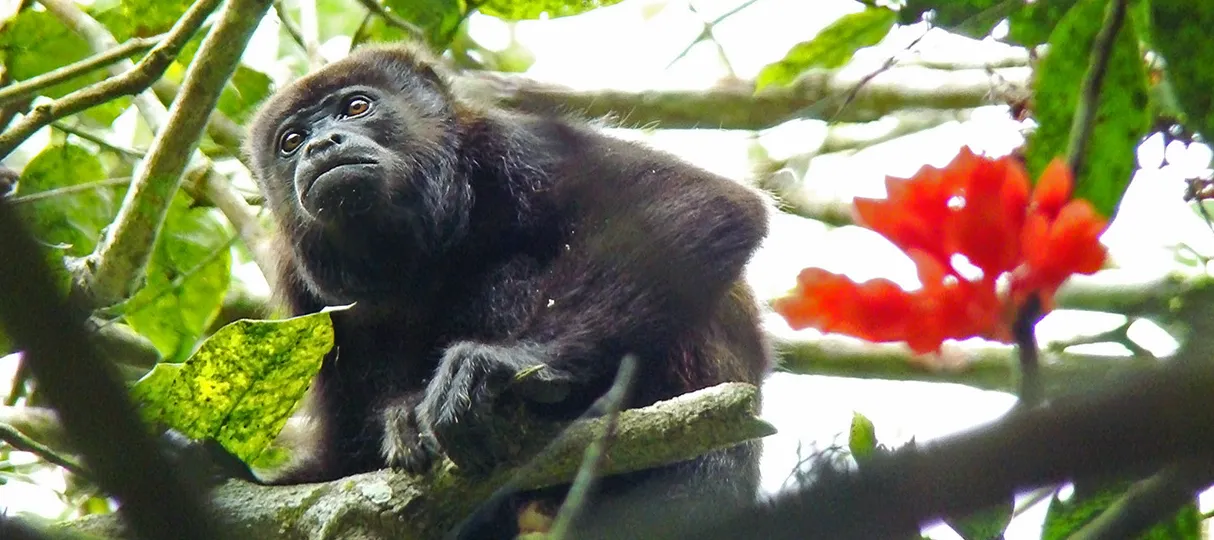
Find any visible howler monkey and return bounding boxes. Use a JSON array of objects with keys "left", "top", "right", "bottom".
[{"left": 243, "top": 43, "right": 772, "bottom": 537}]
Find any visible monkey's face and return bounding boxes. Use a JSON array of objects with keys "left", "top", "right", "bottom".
[{"left": 245, "top": 47, "right": 469, "bottom": 299}]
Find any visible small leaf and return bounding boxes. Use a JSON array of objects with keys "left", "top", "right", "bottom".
[
  {"left": 1008, "top": 0, "right": 1080, "bottom": 47},
  {"left": 1148, "top": 0, "right": 1214, "bottom": 141},
  {"left": 1024, "top": 0, "right": 1150, "bottom": 218},
  {"left": 131, "top": 309, "right": 345, "bottom": 464},
  {"left": 122, "top": 195, "right": 232, "bottom": 362},
  {"left": 755, "top": 7, "right": 896, "bottom": 92},
  {"left": 478, "top": 0, "right": 626, "bottom": 20},
  {"left": 848, "top": 412, "right": 878, "bottom": 464},
  {"left": 14, "top": 144, "right": 123, "bottom": 256}
]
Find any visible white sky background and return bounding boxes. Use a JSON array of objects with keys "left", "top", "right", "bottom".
[{"left": 4, "top": 0, "right": 1214, "bottom": 537}]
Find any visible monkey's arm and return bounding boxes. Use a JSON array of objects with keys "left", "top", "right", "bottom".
[{"left": 417, "top": 135, "right": 769, "bottom": 470}]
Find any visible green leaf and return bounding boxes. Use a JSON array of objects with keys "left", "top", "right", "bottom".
[
  {"left": 847, "top": 412, "right": 877, "bottom": 464},
  {"left": 899, "top": 0, "right": 1020, "bottom": 39},
  {"left": 1024, "top": 0, "right": 1150, "bottom": 219},
  {"left": 0, "top": 11, "right": 128, "bottom": 125},
  {"left": 755, "top": 7, "right": 896, "bottom": 92},
  {"left": 13, "top": 144, "right": 123, "bottom": 256},
  {"left": 131, "top": 309, "right": 343, "bottom": 464},
  {"left": 1008, "top": 0, "right": 1080, "bottom": 47},
  {"left": 1148, "top": 0, "right": 1214, "bottom": 141},
  {"left": 945, "top": 499, "right": 1014, "bottom": 540},
  {"left": 216, "top": 65, "right": 273, "bottom": 124},
  {"left": 119, "top": 0, "right": 192, "bottom": 37},
  {"left": 1043, "top": 483, "right": 1200, "bottom": 539},
  {"left": 382, "top": 0, "right": 466, "bottom": 48},
  {"left": 477, "top": 0, "right": 626, "bottom": 20},
  {"left": 122, "top": 195, "right": 232, "bottom": 362}
]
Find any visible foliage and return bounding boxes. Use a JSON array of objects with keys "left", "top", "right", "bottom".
[
  {"left": 131, "top": 308, "right": 340, "bottom": 466},
  {"left": 774, "top": 149, "right": 1108, "bottom": 354},
  {"left": 755, "top": 7, "right": 896, "bottom": 91}
]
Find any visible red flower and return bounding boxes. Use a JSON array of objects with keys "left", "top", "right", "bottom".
[{"left": 773, "top": 148, "right": 1109, "bottom": 354}]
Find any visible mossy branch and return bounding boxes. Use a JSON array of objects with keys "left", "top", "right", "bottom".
[{"left": 56, "top": 382, "right": 773, "bottom": 540}]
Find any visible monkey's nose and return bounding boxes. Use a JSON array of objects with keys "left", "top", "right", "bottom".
[{"left": 304, "top": 132, "right": 345, "bottom": 156}]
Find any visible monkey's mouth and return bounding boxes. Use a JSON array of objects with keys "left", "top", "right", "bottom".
[{"left": 300, "top": 159, "right": 380, "bottom": 218}]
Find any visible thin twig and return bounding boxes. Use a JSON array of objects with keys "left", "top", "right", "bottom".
[
  {"left": 7, "top": 177, "right": 131, "bottom": 205},
  {"left": 1066, "top": 0, "right": 1128, "bottom": 176},
  {"left": 0, "top": 0, "right": 222, "bottom": 158},
  {"left": 0, "top": 422, "right": 89, "bottom": 478},
  {"left": 352, "top": 0, "right": 423, "bottom": 37},
  {"left": 0, "top": 33, "right": 164, "bottom": 107},
  {"left": 548, "top": 355, "right": 639, "bottom": 540},
  {"left": 666, "top": 0, "right": 760, "bottom": 70},
  {"left": 51, "top": 122, "right": 144, "bottom": 158},
  {"left": 1012, "top": 294, "right": 1044, "bottom": 407}
]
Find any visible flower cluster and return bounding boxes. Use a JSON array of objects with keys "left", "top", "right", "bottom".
[{"left": 773, "top": 147, "right": 1109, "bottom": 354}]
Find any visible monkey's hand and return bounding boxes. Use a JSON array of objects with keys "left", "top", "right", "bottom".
[
  {"left": 416, "top": 341, "right": 573, "bottom": 474},
  {"left": 380, "top": 393, "right": 437, "bottom": 474}
]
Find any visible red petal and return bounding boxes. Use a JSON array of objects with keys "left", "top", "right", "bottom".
[{"left": 1030, "top": 158, "right": 1074, "bottom": 219}]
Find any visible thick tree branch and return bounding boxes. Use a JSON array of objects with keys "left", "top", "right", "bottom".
[
  {"left": 687, "top": 360, "right": 1214, "bottom": 540},
  {"left": 453, "top": 66, "right": 1029, "bottom": 130},
  {"left": 82, "top": 0, "right": 275, "bottom": 307},
  {"left": 57, "top": 382, "right": 772, "bottom": 540},
  {"left": 0, "top": 0, "right": 220, "bottom": 158}
]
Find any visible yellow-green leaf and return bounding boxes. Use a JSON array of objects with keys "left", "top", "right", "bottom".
[
  {"left": 848, "top": 412, "right": 877, "bottom": 464},
  {"left": 131, "top": 309, "right": 344, "bottom": 464},
  {"left": 755, "top": 7, "right": 896, "bottom": 92}
]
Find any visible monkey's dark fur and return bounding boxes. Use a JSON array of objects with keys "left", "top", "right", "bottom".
[{"left": 243, "top": 43, "right": 772, "bottom": 537}]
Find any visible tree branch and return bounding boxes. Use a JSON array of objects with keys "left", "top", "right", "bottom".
[
  {"left": 0, "top": 33, "right": 163, "bottom": 107},
  {"left": 1066, "top": 0, "right": 1128, "bottom": 177},
  {"left": 453, "top": 66, "right": 1029, "bottom": 130},
  {"left": 687, "top": 360, "right": 1214, "bottom": 540},
  {"left": 0, "top": 0, "right": 221, "bottom": 158},
  {"left": 82, "top": 0, "right": 275, "bottom": 307},
  {"left": 56, "top": 382, "right": 772, "bottom": 539}
]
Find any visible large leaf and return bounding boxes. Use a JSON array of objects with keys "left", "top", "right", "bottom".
[
  {"left": 1024, "top": 0, "right": 1150, "bottom": 219},
  {"left": 899, "top": 0, "right": 1020, "bottom": 39},
  {"left": 755, "top": 7, "right": 896, "bottom": 92},
  {"left": 0, "top": 10, "right": 128, "bottom": 125},
  {"left": 1007, "top": 0, "right": 1080, "bottom": 47},
  {"left": 1148, "top": 0, "right": 1214, "bottom": 141},
  {"left": 122, "top": 195, "right": 232, "bottom": 362},
  {"left": 131, "top": 309, "right": 343, "bottom": 465},
  {"left": 1043, "top": 483, "right": 1200, "bottom": 539},
  {"left": 478, "top": 0, "right": 625, "bottom": 20},
  {"left": 13, "top": 144, "right": 124, "bottom": 256},
  {"left": 216, "top": 65, "right": 274, "bottom": 124}
]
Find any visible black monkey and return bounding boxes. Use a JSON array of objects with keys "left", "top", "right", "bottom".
[{"left": 243, "top": 43, "right": 772, "bottom": 537}]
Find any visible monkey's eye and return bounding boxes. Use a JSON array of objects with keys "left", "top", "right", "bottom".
[
  {"left": 343, "top": 96, "right": 371, "bottom": 117},
  {"left": 279, "top": 130, "right": 305, "bottom": 155}
]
